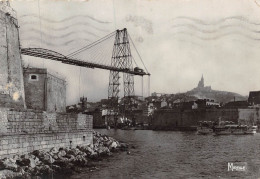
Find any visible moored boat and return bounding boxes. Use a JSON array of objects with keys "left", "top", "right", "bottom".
[
  {"left": 214, "top": 124, "right": 257, "bottom": 135},
  {"left": 197, "top": 121, "right": 214, "bottom": 135}
]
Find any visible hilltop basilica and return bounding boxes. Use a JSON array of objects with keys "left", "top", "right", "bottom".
[{"left": 192, "top": 75, "right": 212, "bottom": 92}]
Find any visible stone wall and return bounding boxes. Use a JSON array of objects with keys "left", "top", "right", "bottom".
[
  {"left": 0, "top": 6, "right": 25, "bottom": 109},
  {"left": 0, "top": 132, "right": 92, "bottom": 158},
  {"left": 152, "top": 108, "right": 238, "bottom": 130},
  {"left": 0, "top": 108, "right": 93, "bottom": 158}
]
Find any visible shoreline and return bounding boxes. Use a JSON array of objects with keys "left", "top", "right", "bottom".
[{"left": 0, "top": 131, "right": 129, "bottom": 179}]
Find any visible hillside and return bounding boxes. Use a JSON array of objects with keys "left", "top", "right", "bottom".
[{"left": 186, "top": 89, "right": 247, "bottom": 103}]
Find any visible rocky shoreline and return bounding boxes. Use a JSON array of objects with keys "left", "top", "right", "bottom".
[{"left": 0, "top": 131, "right": 129, "bottom": 179}]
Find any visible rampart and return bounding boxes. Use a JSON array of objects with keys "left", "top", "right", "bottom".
[
  {"left": 0, "top": 108, "right": 93, "bottom": 158},
  {"left": 0, "top": 4, "right": 26, "bottom": 109}
]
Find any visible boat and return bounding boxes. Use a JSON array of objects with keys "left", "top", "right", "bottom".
[
  {"left": 197, "top": 121, "right": 214, "bottom": 135},
  {"left": 214, "top": 124, "right": 257, "bottom": 135}
]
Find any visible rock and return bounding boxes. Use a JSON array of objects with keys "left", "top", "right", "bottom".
[
  {"left": 28, "top": 158, "right": 36, "bottom": 168},
  {"left": 52, "top": 164, "right": 61, "bottom": 172},
  {"left": 67, "top": 148, "right": 80, "bottom": 156},
  {"left": 103, "top": 136, "right": 108, "bottom": 141},
  {"left": 57, "top": 150, "right": 66, "bottom": 158},
  {"left": 52, "top": 154, "right": 59, "bottom": 160},
  {"left": 50, "top": 147, "right": 59, "bottom": 154},
  {"left": 109, "top": 141, "right": 118, "bottom": 149},
  {"left": 34, "top": 156, "right": 41, "bottom": 166},
  {"left": 0, "top": 169, "right": 23, "bottom": 179},
  {"left": 0, "top": 158, "right": 18, "bottom": 170},
  {"left": 104, "top": 140, "right": 112, "bottom": 147},
  {"left": 43, "top": 155, "right": 55, "bottom": 165},
  {"left": 39, "top": 164, "right": 53, "bottom": 175},
  {"left": 97, "top": 146, "right": 110, "bottom": 156},
  {"left": 32, "top": 150, "right": 41, "bottom": 157},
  {"left": 21, "top": 154, "right": 30, "bottom": 160},
  {"left": 72, "top": 155, "right": 88, "bottom": 166},
  {"left": 65, "top": 154, "right": 75, "bottom": 162},
  {"left": 53, "top": 159, "right": 74, "bottom": 175}
]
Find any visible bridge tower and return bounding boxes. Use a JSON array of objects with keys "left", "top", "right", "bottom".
[{"left": 108, "top": 28, "right": 134, "bottom": 115}]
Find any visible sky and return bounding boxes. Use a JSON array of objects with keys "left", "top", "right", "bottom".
[{"left": 6, "top": 0, "right": 260, "bottom": 104}]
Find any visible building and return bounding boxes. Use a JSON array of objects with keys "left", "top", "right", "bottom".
[
  {"left": 0, "top": 3, "right": 26, "bottom": 109},
  {"left": 0, "top": 2, "right": 93, "bottom": 158},
  {"left": 152, "top": 108, "right": 239, "bottom": 131},
  {"left": 238, "top": 108, "right": 259, "bottom": 125},
  {"left": 23, "top": 67, "right": 66, "bottom": 112},
  {"left": 248, "top": 91, "right": 260, "bottom": 106},
  {"left": 223, "top": 101, "right": 249, "bottom": 109}
]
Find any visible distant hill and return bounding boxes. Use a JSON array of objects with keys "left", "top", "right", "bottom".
[
  {"left": 185, "top": 75, "right": 247, "bottom": 103},
  {"left": 150, "top": 75, "right": 248, "bottom": 104},
  {"left": 186, "top": 89, "right": 247, "bottom": 103}
]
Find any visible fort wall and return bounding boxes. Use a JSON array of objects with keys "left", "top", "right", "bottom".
[
  {"left": 0, "top": 108, "right": 93, "bottom": 158},
  {"left": 0, "top": 5, "right": 25, "bottom": 109}
]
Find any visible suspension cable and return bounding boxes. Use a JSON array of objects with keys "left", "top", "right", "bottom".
[
  {"left": 66, "top": 31, "right": 116, "bottom": 58},
  {"left": 78, "top": 67, "right": 81, "bottom": 100},
  {"left": 148, "top": 75, "right": 150, "bottom": 97},
  {"left": 142, "top": 76, "right": 144, "bottom": 97},
  {"left": 129, "top": 34, "right": 149, "bottom": 73}
]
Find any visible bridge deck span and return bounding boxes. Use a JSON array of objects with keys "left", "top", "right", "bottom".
[{"left": 21, "top": 48, "right": 147, "bottom": 76}]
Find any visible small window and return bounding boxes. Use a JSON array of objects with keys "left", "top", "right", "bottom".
[{"left": 29, "top": 74, "right": 38, "bottom": 81}]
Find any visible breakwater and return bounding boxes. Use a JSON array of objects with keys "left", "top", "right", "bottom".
[{"left": 0, "top": 131, "right": 128, "bottom": 178}]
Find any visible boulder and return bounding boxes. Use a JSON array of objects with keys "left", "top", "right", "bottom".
[
  {"left": 109, "top": 141, "right": 118, "bottom": 149},
  {"left": 0, "top": 169, "right": 23, "bottom": 179},
  {"left": 28, "top": 158, "right": 36, "bottom": 168},
  {"left": 72, "top": 155, "right": 88, "bottom": 166},
  {"left": 67, "top": 148, "right": 80, "bottom": 156},
  {"left": 104, "top": 140, "right": 113, "bottom": 147},
  {"left": 57, "top": 150, "right": 66, "bottom": 158},
  {"left": 97, "top": 146, "right": 110, "bottom": 156},
  {"left": 43, "top": 155, "right": 55, "bottom": 165},
  {"left": 39, "top": 164, "right": 53, "bottom": 175},
  {"left": 65, "top": 154, "right": 75, "bottom": 162},
  {"left": 0, "top": 158, "right": 18, "bottom": 171},
  {"left": 52, "top": 154, "right": 59, "bottom": 160},
  {"left": 50, "top": 147, "right": 59, "bottom": 154}
]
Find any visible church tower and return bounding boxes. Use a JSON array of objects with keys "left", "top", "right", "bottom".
[{"left": 197, "top": 74, "right": 204, "bottom": 88}]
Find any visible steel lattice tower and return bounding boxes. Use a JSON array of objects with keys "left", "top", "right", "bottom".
[{"left": 108, "top": 28, "right": 134, "bottom": 114}]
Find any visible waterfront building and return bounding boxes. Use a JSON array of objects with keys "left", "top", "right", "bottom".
[{"left": 248, "top": 91, "right": 260, "bottom": 106}]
